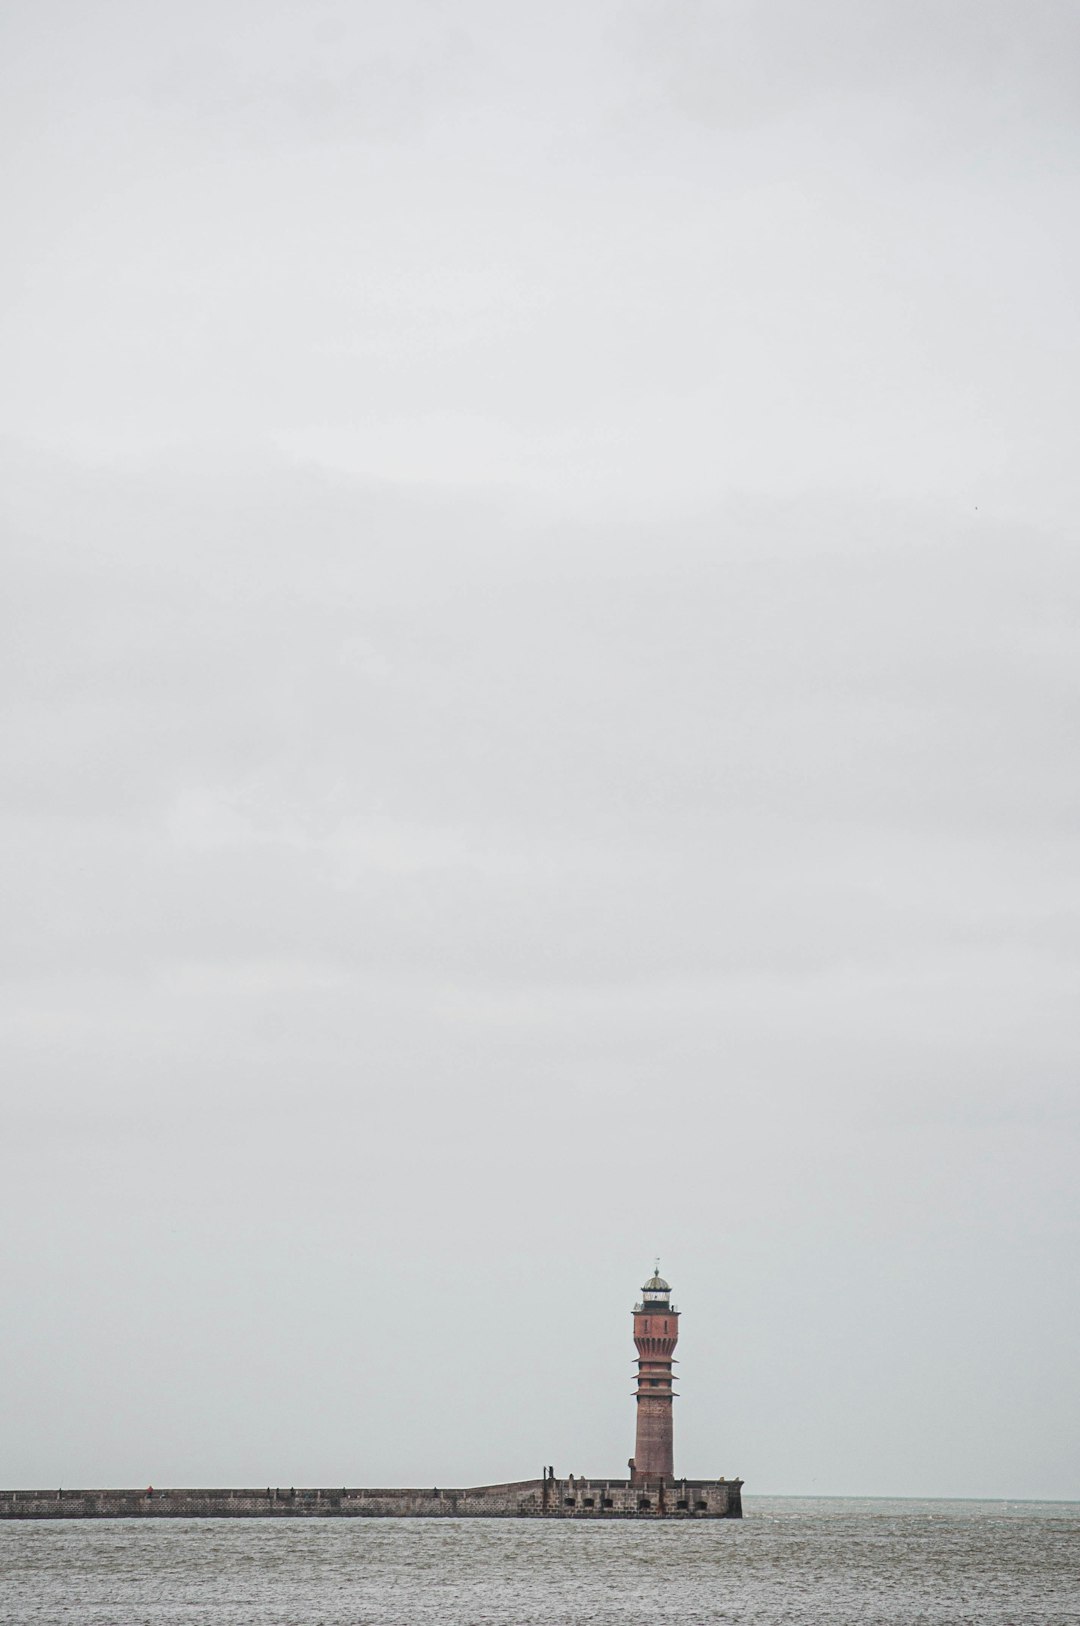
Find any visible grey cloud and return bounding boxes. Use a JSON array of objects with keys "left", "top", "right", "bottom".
[
  {"left": 622, "top": 0, "right": 1080, "bottom": 139},
  {"left": 1, "top": 0, "right": 1077, "bottom": 1500}
]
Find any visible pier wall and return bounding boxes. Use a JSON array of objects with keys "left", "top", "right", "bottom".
[{"left": 0, "top": 1477, "right": 742, "bottom": 1520}]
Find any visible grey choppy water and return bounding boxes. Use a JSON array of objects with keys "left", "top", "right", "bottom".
[{"left": 1, "top": 1498, "right": 1077, "bottom": 1626}]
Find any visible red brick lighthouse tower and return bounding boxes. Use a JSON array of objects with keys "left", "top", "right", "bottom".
[{"left": 630, "top": 1265, "right": 679, "bottom": 1485}]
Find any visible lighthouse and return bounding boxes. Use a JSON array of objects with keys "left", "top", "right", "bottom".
[{"left": 630, "top": 1265, "right": 679, "bottom": 1484}]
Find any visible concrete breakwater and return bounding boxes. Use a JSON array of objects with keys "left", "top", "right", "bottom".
[{"left": 0, "top": 1477, "right": 742, "bottom": 1519}]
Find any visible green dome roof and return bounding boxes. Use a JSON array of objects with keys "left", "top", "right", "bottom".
[{"left": 642, "top": 1271, "right": 670, "bottom": 1293}]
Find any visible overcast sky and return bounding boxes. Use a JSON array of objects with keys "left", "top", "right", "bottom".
[{"left": 2, "top": 0, "right": 1078, "bottom": 1501}]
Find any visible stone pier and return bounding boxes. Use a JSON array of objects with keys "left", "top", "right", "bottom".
[{"left": 0, "top": 1477, "right": 742, "bottom": 1520}]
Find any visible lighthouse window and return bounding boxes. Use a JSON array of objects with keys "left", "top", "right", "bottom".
[
  {"left": 649, "top": 1379, "right": 659, "bottom": 1386},
  {"left": 663, "top": 1320, "right": 668, "bottom": 1332}
]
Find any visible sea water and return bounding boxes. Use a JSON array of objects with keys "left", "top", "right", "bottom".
[{"left": 1, "top": 1497, "right": 1077, "bottom": 1625}]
